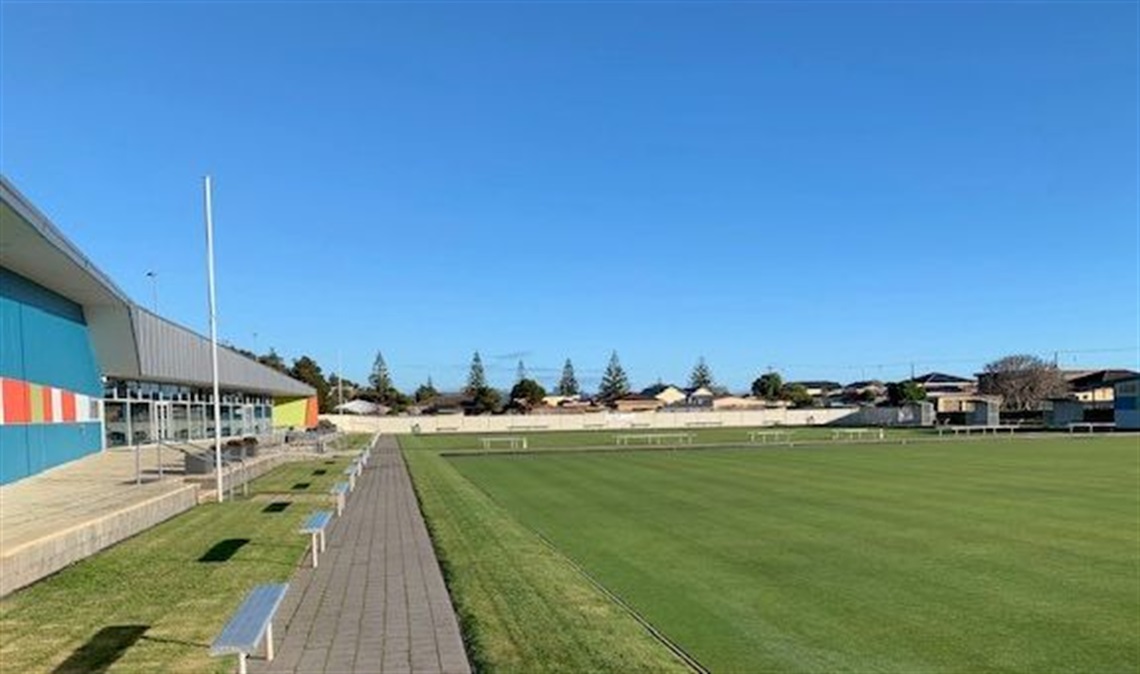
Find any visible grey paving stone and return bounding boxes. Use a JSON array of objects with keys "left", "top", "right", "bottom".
[{"left": 251, "top": 437, "right": 471, "bottom": 673}]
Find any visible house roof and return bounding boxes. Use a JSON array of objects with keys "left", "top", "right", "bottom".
[
  {"left": 641, "top": 383, "right": 681, "bottom": 397},
  {"left": 335, "top": 400, "right": 384, "bottom": 415},
  {"left": 1067, "top": 369, "right": 1140, "bottom": 391},
  {"left": 845, "top": 380, "right": 885, "bottom": 389},
  {"left": 909, "top": 372, "right": 973, "bottom": 385},
  {"left": 788, "top": 381, "right": 842, "bottom": 390}
]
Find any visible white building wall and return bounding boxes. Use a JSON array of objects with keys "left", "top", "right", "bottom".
[{"left": 323, "top": 407, "right": 878, "bottom": 435}]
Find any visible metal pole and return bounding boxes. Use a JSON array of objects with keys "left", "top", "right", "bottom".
[
  {"left": 204, "top": 175, "right": 224, "bottom": 502},
  {"left": 146, "top": 271, "right": 158, "bottom": 313}
]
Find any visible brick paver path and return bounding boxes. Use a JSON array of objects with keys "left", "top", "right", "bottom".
[{"left": 252, "top": 437, "right": 471, "bottom": 674}]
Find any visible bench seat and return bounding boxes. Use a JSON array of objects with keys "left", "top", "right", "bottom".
[
  {"left": 210, "top": 583, "right": 289, "bottom": 674},
  {"left": 299, "top": 510, "right": 334, "bottom": 568},
  {"left": 330, "top": 482, "right": 350, "bottom": 516}
]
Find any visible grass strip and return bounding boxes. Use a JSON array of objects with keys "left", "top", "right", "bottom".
[{"left": 401, "top": 435, "right": 691, "bottom": 674}]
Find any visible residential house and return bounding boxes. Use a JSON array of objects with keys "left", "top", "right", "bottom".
[
  {"left": 612, "top": 394, "right": 665, "bottom": 413},
  {"left": 909, "top": 372, "right": 976, "bottom": 394},
  {"left": 909, "top": 372, "right": 978, "bottom": 413},
  {"left": 640, "top": 384, "right": 687, "bottom": 406},
  {"left": 786, "top": 381, "right": 841, "bottom": 406},
  {"left": 684, "top": 386, "right": 716, "bottom": 408},
  {"left": 711, "top": 395, "right": 773, "bottom": 410},
  {"left": 1066, "top": 369, "right": 1139, "bottom": 403},
  {"left": 840, "top": 380, "right": 886, "bottom": 405}
]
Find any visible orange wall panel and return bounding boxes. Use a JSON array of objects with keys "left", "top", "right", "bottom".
[
  {"left": 2, "top": 379, "right": 30, "bottom": 424},
  {"left": 61, "top": 392, "right": 76, "bottom": 422},
  {"left": 305, "top": 396, "right": 319, "bottom": 428}
]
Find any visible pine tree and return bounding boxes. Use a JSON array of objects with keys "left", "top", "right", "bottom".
[
  {"left": 369, "top": 351, "right": 394, "bottom": 400},
  {"left": 557, "top": 358, "right": 579, "bottom": 396},
  {"left": 466, "top": 352, "right": 487, "bottom": 395},
  {"left": 258, "top": 348, "right": 288, "bottom": 374},
  {"left": 598, "top": 351, "right": 630, "bottom": 401},
  {"left": 414, "top": 377, "right": 438, "bottom": 403},
  {"left": 689, "top": 357, "right": 714, "bottom": 390}
]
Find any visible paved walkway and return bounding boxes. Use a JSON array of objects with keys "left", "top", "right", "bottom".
[
  {"left": 0, "top": 445, "right": 190, "bottom": 554},
  {"left": 253, "top": 437, "right": 470, "bottom": 674}
]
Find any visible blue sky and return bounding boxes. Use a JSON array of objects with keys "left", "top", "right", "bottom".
[{"left": 2, "top": 2, "right": 1137, "bottom": 392}]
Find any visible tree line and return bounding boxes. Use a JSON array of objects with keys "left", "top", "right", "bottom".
[{"left": 237, "top": 344, "right": 1076, "bottom": 415}]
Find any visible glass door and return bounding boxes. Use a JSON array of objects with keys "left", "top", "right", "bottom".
[{"left": 154, "top": 402, "right": 172, "bottom": 442}]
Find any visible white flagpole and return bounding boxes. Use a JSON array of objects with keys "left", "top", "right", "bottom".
[{"left": 204, "top": 175, "right": 224, "bottom": 502}]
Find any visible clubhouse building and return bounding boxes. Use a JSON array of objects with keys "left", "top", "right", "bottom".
[{"left": 0, "top": 177, "right": 317, "bottom": 485}]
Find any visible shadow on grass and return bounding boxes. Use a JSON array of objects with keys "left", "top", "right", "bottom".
[
  {"left": 291, "top": 482, "right": 312, "bottom": 490},
  {"left": 262, "top": 501, "right": 292, "bottom": 513},
  {"left": 139, "top": 634, "right": 210, "bottom": 649},
  {"left": 312, "top": 469, "right": 327, "bottom": 475},
  {"left": 52, "top": 625, "right": 148, "bottom": 674},
  {"left": 198, "top": 538, "right": 250, "bottom": 562}
]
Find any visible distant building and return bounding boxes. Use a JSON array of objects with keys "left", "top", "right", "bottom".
[
  {"left": 840, "top": 380, "right": 886, "bottom": 406},
  {"left": 334, "top": 400, "right": 385, "bottom": 415},
  {"left": 711, "top": 395, "right": 771, "bottom": 410},
  {"left": 909, "top": 372, "right": 977, "bottom": 412},
  {"left": 683, "top": 386, "right": 716, "bottom": 408},
  {"left": 612, "top": 394, "right": 664, "bottom": 413},
  {"left": 909, "top": 372, "right": 976, "bottom": 394},
  {"left": 786, "top": 381, "right": 841, "bottom": 406},
  {"left": 1113, "top": 376, "right": 1139, "bottom": 430},
  {"left": 929, "top": 391, "right": 1002, "bottom": 415},
  {"left": 1066, "top": 369, "right": 1139, "bottom": 403},
  {"left": 640, "top": 384, "right": 686, "bottom": 406}
]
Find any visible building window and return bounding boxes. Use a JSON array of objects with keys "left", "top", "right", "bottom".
[{"left": 105, "top": 402, "right": 128, "bottom": 447}]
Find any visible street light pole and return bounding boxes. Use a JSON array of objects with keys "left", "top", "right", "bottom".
[
  {"left": 145, "top": 271, "right": 158, "bottom": 313},
  {"left": 204, "top": 176, "right": 224, "bottom": 503}
]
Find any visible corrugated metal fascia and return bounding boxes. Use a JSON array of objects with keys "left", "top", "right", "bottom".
[{"left": 130, "top": 306, "right": 314, "bottom": 396}]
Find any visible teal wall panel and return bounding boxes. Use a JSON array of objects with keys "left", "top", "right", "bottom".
[
  {"left": 0, "top": 267, "right": 101, "bottom": 396},
  {"left": 0, "top": 266, "right": 104, "bottom": 484}
]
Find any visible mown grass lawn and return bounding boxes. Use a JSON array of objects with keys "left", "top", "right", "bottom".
[
  {"left": 0, "top": 456, "right": 354, "bottom": 674},
  {"left": 401, "top": 438, "right": 691, "bottom": 674},
  {"left": 432, "top": 436, "right": 1139, "bottom": 674},
  {"left": 405, "top": 425, "right": 933, "bottom": 452}
]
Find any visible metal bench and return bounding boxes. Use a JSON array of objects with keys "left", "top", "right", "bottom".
[
  {"left": 210, "top": 583, "right": 289, "bottom": 674},
  {"left": 343, "top": 465, "right": 358, "bottom": 491},
  {"left": 299, "top": 510, "right": 333, "bottom": 568},
  {"left": 748, "top": 430, "right": 791, "bottom": 444},
  {"left": 480, "top": 436, "right": 528, "bottom": 450},
  {"left": 830, "top": 428, "right": 885, "bottom": 441},
  {"left": 938, "top": 425, "right": 1016, "bottom": 437},
  {"left": 1068, "top": 421, "right": 1115, "bottom": 434},
  {"left": 330, "top": 481, "right": 350, "bottom": 516},
  {"left": 614, "top": 433, "right": 695, "bottom": 446}
]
